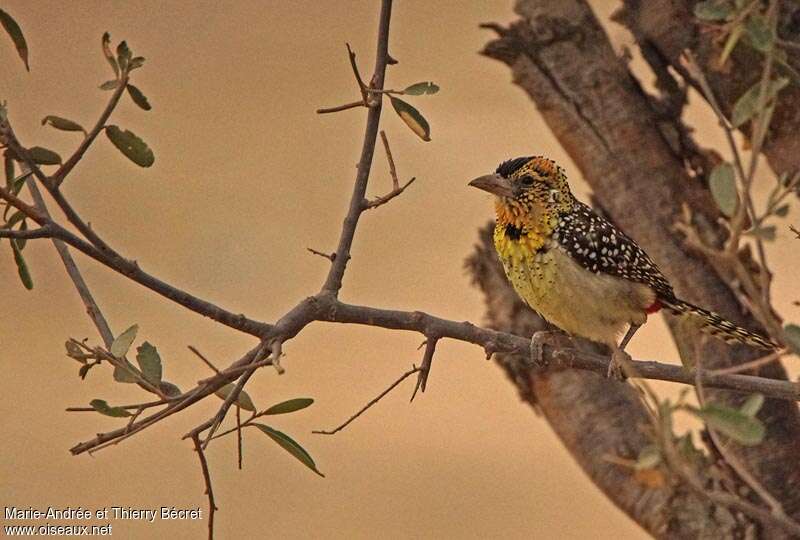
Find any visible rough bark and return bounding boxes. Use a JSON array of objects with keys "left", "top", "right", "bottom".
[{"left": 471, "top": 0, "right": 800, "bottom": 535}]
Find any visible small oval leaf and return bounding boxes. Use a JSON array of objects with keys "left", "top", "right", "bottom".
[
  {"left": 214, "top": 383, "right": 256, "bottom": 412},
  {"left": 136, "top": 341, "right": 162, "bottom": 385},
  {"left": 113, "top": 364, "right": 138, "bottom": 383},
  {"left": 744, "top": 14, "right": 772, "bottom": 53},
  {"left": 747, "top": 224, "right": 776, "bottom": 241},
  {"left": 784, "top": 324, "right": 800, "bottom": 355},
  {"left": 635, "top": 445, "right": 662, "bottom": 470},
  {"left": 709, "top": 162, "right": 738, "bottom": 217},
  {"left": 99, "top": 80, "right": 119, "bottom": 91},
  {"left": 389, "top": 96, "right": 431, "bottom": 142},
  {"left": 11, "top": 239, "right": 32, "bottom": 290},
  {"left": 105, "top": 125, "right": 155, "bottom": 167},
  {"left": 28, "top": 146, "right": 62, "bottom": 165},
  {"left": 101, "top": 32, "right": 119, "bottom": 77},
  {"left": 732, "top": 77, "right": 788, "bottom": 128},
  {"left": 0, "top": 8, "right": 29, "bottom": 71},
  {"left": 126, "top": 84, "right": 151, "bottom": 111},
  {"left": 253, "top": 423, "right": 324, "bottom": 477},
  {"left": 264, "top": 398, "right": 314, "bottom": 415},
  {"left": 740, "top": 393, "right": 764, "bottom": 418},
  {"left": 110, "top": 324, "right": 138, "bottom": 358},
  {"left": 403, "top": 81, "right": 440, "bottom": 95},
  {"left": 90, "top": 399, "right": 131, "bottom": 418},
  {"left": 42, "top": 115, "right": 86, "bottom": 134},
  {"left": 693, "top": 1, "right": 734, "bottom": 21},
  {"left": 116, "top": 40, "right": 131, "bottom": 71},
  {"left": 691, "top": 402, "right": 766, "bottom": 445}
]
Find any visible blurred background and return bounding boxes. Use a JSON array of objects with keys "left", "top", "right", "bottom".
[{"left": 2, "top": 1, "right": 798, "bottom": 538}]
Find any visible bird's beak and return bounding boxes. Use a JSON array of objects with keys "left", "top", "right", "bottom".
[{"left": 468, "top": 174, "right": 514, "bottom": 198}]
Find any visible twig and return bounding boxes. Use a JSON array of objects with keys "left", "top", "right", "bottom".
[
  {"left": 313, "top": 365, "right": 421, "bottom": 435},
  {"left": 306, "top": 247, "right": 335, "bottom": 261},
  {"left": 411, "top": 338, "right": 438, "bottom": 401},
  {"left": 23, "top": 168, "right": 116, "bottom": 347},
  {"left": 0, "top": 168, "right": 270, "bottom": 338},
  {"left": 708, "top": 349, "right": 785, "bottom": 376},
  {"left": 236, "top": 406, "right": 243, "bottom": 470},
  {"left": 380, "top": 130, "right": 399, "bottom": 190},
  {"left": 0, "top": 226, "right": 51, "bottom": 239},
  {"left": 347, "top": 42, "right": 369, "bottom": 102},
  {"left": 52, "top": 73, "right": 130, "bottom": 187},
  {"left": 66, "top": 398, "right": 169, "bottom": 412},
  {"left": 189, "top": 345, "right": 222, "bottom": 374},
  {"left": 791, "top": 224, "right": 800, "bottom": 239},
  {"left": 364, "top": 130, "right": 416, "bottom": 210},
  {"left": 316, "top": 100, "right": 365, "bottom": 115},
  {"left": 191, "top": 433, "right": 217, "bottom": 540}
]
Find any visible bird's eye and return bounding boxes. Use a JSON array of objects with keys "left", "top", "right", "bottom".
[{"left": 520, "top": 175, "right": 535, "bottom": 187}]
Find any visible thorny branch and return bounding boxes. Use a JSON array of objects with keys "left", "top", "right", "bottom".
[
  {"left": 313, "top": 365, "right": 421, "bottom": 435},
  {"left": 191, "top": 434, "right": 217, "bottom": 540}
]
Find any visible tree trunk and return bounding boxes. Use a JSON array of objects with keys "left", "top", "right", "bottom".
[{"left": 469, "top": 0, "right": 800, "bottom": 536}]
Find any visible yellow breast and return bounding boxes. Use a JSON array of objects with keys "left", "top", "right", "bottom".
[{"left": 494, "top": 224, "right": 655, "bottom": 347}]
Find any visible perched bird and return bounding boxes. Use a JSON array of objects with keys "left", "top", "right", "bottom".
[{"left": 469, "top": 155, "right": 778, "bottom": 376}]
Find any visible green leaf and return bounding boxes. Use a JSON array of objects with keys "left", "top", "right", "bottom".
[
  {"left": 65, "top": 340, "right": 86, "bottom": 362},
  {"left": 41, "top": 115, "right": 86, "bottom": 134},
  {"left": 264, "top": 398, "right": 314, "bottom": 415},
  {"left": 10, "top": 239, "right": 32, "bottom": 289},
  {"left": 128, "top": 56, "right": 145, "bottom": 70},
  {"left": 16, "top": 220, "right": 27, "bottom": 250},
  {"left": 5, "top": 209, "right": 25, "bottom": 229},
  {"left": 691, "top": 402, "right": 766, "bottom": 445},
  {"left": 748, "top": 224, "right": 776, "bottom": 241},
  {"left": 774, "top": 203, "right": 789, "bottom": 217},
  {"left": 214, "top": 383, "right": 256, "bottom": 412},
  {"left": 252, "top": 424, "right": 324, "bottom": 477},
  {"left": 731, "top": 77, "right": 789, "bottom": 128},
  {"left": 113, "top": 364, "right": 138, "bottom": 383},
  {"left": 744, "top": 14, "right": 772, "bottom": 52},
  {"left": 99, "top": 80, "right": 119, "bottom": 91},
  {"left": 89, "top": 399, "right": 131, "bottom": 418},
  {"left": 105, "top": 125, "right": 155, "bottom": 167},
  {"left": 693, "top": 1, "right": 734, "bottom": 21},
  {"left": 740, "top": 393, "right": 764, "bottom": 418},
  {"left": 159, "top": 381, "right": 182, "bottom": 397},
  {"left": 389, "top": 96, "right": 431, "bottom": 142},
  {"left": 78, "top": 363, "right": 94, "bottom": 379},
  {"left": 116, "top": 40, "right": 131, "bottom": 71},
  {"left": 110, "top": 324, "right": 138, "bottom": 357},
  {"left": 635, "top": 445, "right": 662, "bottom": 470},
  {"left": 0, "top": 8, "right": 29, "bottom": 71},
  {"left": 709, "top": 162, "right": 738, "bottom": 217},
  {"left": 101, "top": 32, "right": 119, "bottom": 77},
  {"left": 28, "top": 146, "right": 62, "bottom": 165},
  {"left": 126, "top": 84, "right": 151, "bottom": 111},
  {"left": 136, "top": 341, "right": 162, "bottom": 385},
  {"left": 11, "top": 171, "right": 31, "bottom": 194},
  {"left": 403, "top": 81, "right": 440, "bottom": 95},
  {"left": 784, "top": 324, "right": 800, "bottom": 355}
]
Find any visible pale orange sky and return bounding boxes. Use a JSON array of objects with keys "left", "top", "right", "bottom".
[{"left": 2, "top": 2, "right": 798, "bottom": 539}]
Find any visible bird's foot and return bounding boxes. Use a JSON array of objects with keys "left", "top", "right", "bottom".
[
  {"left": 529, "top": 330, "right": 564, "bottom": 370},
  {"left": 608, "top": 348, "right": 630, "bottom": 381}
]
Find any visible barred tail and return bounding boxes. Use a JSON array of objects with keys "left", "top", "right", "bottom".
[{"left": 660, "top": 297, "right": 779, "bottom": 350}]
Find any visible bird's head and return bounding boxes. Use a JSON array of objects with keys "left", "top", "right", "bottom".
[{"left": 469, "top": 156, "right": 574, "bottom": 225}]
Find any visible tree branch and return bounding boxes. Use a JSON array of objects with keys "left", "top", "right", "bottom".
[{"left": 320, "top": 0, "right": 393, "bottom": 296}]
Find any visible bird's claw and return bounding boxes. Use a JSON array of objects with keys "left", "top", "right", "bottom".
[
  {"left": 529, "top": 330, "right": 562, "bottom": 370},
  {"left": 607, "top": 348, "right": 630, "bottom": 381}
]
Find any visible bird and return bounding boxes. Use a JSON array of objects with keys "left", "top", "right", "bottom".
[{"left": 469, "top": 155, "right": 778, "bottom": 377}]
